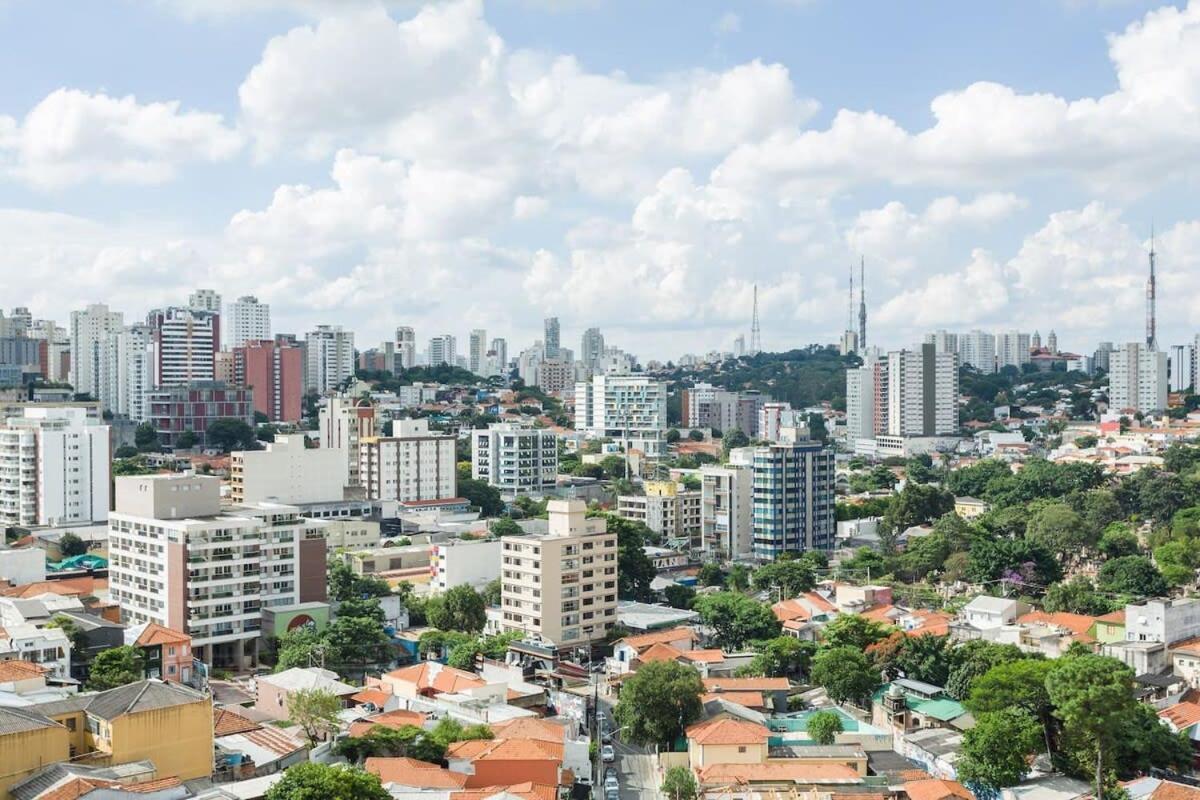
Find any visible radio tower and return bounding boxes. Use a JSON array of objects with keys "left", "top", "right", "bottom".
[
  {"left": 848, "top": 264, "right": 855, "bottom": 333},
  {"left": 858, "top": 257, "right": 867, "bottom": 350},
  {"left": 750, "top": 284, "right": 762, "bottom": 356},
  {"left": 1146, "top": 227, "right": 1157, "bottom": 351}
]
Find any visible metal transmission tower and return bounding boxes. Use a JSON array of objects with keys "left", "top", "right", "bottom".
[
  {"left": 1146, "top": 228, "right": 1158, "bottom": 350},
  {"left": 750, "top": 284, "right": 762, "bottom": 355},
  {"left": 858, "top": 257, "right": 867, "bottom": 350}
]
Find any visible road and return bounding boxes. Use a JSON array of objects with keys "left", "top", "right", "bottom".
[{"left": 597, "top": 690, "right": 660, "bottom": 800}]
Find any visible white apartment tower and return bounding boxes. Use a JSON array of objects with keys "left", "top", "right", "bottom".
[
  {"left": 427, "top": 335, "right": 457, "bottom": 367},
  {"left": 395, "top": 326, "right": 417, "bottom": 370},
  {"left": 70, "top": 304, "right": 124, "bottom": 411},
  {"left": 359, "top": 419, "right": 457, "bottom": 503},
  {"left": 574, "top": 374, "right": 668, "bottom": 457},
  {"left": 886, "top": 344, "right": 958, "bottom": 437},
  {"left": 0, "top": 407, "right": 110, "bottom": 527},
  {"left": 489, "top": 338, "right": 508, "bottom": 377},
  {"left": 150, "top": 307, "right": 218, "bottom": 387},
  {"left": 188, "top": 289, "right": 222, "bottom": 315},
  {"left": 499, "top": 500, "right": 618, "bottom": 649},
  {"left": 227, "top": 296, "right": 271, "bottom": 349},
  {"left": 116, "top": 324, "right": 153, "bottom": 422},
  {"left": 997, "top": 330, "right": 1032, "bottom": 370},
  {"left": 1109, "top": 342, "right": 1168, "bottom": 414},
  {"left": 469, "top": 329, "right": 487, "bottom": 375},
  {"left": 958, "top": 330, "right": 998, "bottom": 373},
  {"left": 305, "top": 325, "right": 355, "bottom": 394},
  {"left": 581, "top": 328, "right": 605, "bottom": 372},
  {"left": 319, "top": 395, "right": 376, "bottom": 489},
  {"left": 472, "top": 423, "right": 558, "bottom": 496},
  {"left": 701, "top": 454, "right": 754, "bottom": 559},
  {"left": 924, "top": 330, "right": 958, "bottom": 356}
]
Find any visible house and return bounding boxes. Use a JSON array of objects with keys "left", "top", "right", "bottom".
[
  {"left": 773, "top": 592, "right": 838, "bottom": 640},
  {"left": 765, "top": 708, "right": 892, "bottom": 751},
  {"left": 905, "top": 777, "right": 974, "bottom": 800},
  {"left": 1103, "top": 599, "right": 1200, "bottom": 675},
  {"left": 686, "top": 718, "right": 770, "bottom": 769},
  {"left": 0, "top": 623, "right": 72, "bottom": 682},
  {"left": 213, "top": 707, "right": 308, "bottom": 778},
  {"left": 1125, "top": 776, "right": 1200, "bottom": 800},
  {"left": 381, "top": 661, "right": 489, "bottom": 699},
  {"left": 636, "top": 642, "right": 729, "bottom": 677},
  {"left": 872, "top": 680, "right": 972, "bottom": 735},
  {"left": 0, "top": 704, "right": 70, "bottom": 797},
  {"left": 367, "top": 756, "right": 470, "bottom": 790},
  {"left": 692, "top": 762, "right": 864, "bottom": 794},
  {"left": 951, "top": 596, "right": 1028, "bottom": 640},
  {"left": 254, "top": 667, "right": 357, "bottom": 721},
  {"left": 608, "top": 626, "right": 700, "bottom": 674},
  {"left": 1092, "top": 610, "right": 1126, "bottom": 643},
  {"left": 445, "top": 737, "right": 564, "bottom": 788},
  {"left": 1014, "top": 611, "right": 1099, "bottom": 657},
  {"left": 348, "top": 709, "right": 427, "bottom": 737},
  {"left": 125, "top": 623, "right": 193, "bottom": 685},
  {"left": 952, "top": 497, "right": 989, "bottom": 520},
  {"left": 1171, "top": 637, "right": 1200, "bottom": 687},
  {"left": 702, "top": 677, "right": 790, "bottom": 713}
]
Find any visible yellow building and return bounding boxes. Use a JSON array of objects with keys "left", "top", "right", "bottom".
[
  {"left": 953, "top": 496, "right": 989, "bottom": 519},
  {"left": 0, "top": 679, "right": 213, "bottom": 798},
  {"left": 686, "top": 718, "right": 770, "bottom": 770}
]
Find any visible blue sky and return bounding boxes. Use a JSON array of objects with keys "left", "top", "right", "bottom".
[{"left": 1, "top": 0, "right": 1198, "bottom": 361}]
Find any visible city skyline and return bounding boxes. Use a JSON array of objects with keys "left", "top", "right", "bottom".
[{"left": 2, "top": 1, "right": 1200, "bottom": 358}]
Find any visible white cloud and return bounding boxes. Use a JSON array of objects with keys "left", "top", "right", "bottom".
[{"left": 0, "top": 89, "right": 242, "bottom": 188}]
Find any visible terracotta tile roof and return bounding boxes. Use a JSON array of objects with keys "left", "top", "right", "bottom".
[
  {"left": 637, "top": 642, "right": 686, "bottom": 663},
  {"left": 1017, "top": 611, "right": 1099, "bottom": 639},
  {"left": 696, "top": 763, "right": 862, "bottom": 786},
  {"left": 350, "top": 688, "right": 392, "bottom": 707},
  {"left": 701, "top": 691, "right": 766, "bottom": 708},
  {"left": 447, "top": 738, "right": 564, "bottom": 762},
  {"left": 0, "top": 659, "right": 47, "bottom": 681},
  {"left": 385, "top": 662, "right": 486, "bottom": 694},
  {"left": 904, "top": 778, "right": 975, "bottom": 800},
  {"left": 239, "top": 726, "right": 307, "bottom": 757},
  {"left": 0, "top": 577, "right": 99, "bottom": 598},
  {"left": 129, "top": 777, "right": 184, "bottom": 793},
  {"left": 349, "top": 709, "right": 427, "bottom": 737},
  {"left": 899, "top": 770, "right": 933, "bottom": 782},
  {"left": 1171, "top": 637, "right": 1200, "bottom": 656},
  {"left": 450, "top": 782, "right": 557, "bottom": 800},
  {"left": 618, "top": 627, "right": 699, "bottom": 651},
  {"left": 1139, "top": 780, "right": 1200, "bottom": 800},
  {"left": 1097, "top": 610, "right": 1126, "bottom": 624},
  {"left": 490, "top": 717, "right": 566, "bottom": 744},
  {"left": 907, "top": 611, "right": 952, "bottom": 638},
  {"left": 213, "top": 707, "right": 261, "bottom": 737},
  {"left": 134, "top": 622, "right": 190, "bottom": 647},
  {"left": 367, "top": 757, "right": 469, "bottom": 789},
  {"left": 703, "top": 677, "right": 789, "bottom": 692},
  {"left": 687, "top": 718, "right": 770, "bottom": 745},
  {"left": 39, "top": 777, "right": 116, "bottom": 800},
  {"left": 803, "top": 591, "right": 837, "bottom": 613},
  {"left": 1159, "top": 701, "right": 1200, "bottom": 730},
  {"left": 773, "top": 599, "right": 813, "bottom": 623},
  {"left": 861, "top": 605, "right": 900, "bottom": 624},
  {"left": 681, "top": 649, "right": 725, "bottom": 664}
]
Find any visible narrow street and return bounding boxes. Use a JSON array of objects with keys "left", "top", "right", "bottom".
[{"left": 597, "top": 691, "right": 660, "bottom": 800}]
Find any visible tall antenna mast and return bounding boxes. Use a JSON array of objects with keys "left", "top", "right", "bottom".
[
  {"left": 750, "top": 284, "right": 762, "bottom": 356},
  {"left": 1146, "top": 226, "right": 1157, "bottom": 350},
  {"left": 858, "top": 257, "right": 867, "bottom": 350},
  {"left": 848, "top": 264, "right": 855, "bottom": 333}
]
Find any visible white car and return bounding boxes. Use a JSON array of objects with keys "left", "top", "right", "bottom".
[{"left": 601, "top": 744, "right": 616, "bottom": 763}]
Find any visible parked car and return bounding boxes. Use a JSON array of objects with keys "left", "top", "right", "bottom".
[
  {"left": 605, "top": 772, "right": 620, "bottom": 793},
  {"left": 601, "top": 744, "right": 615, "bottom": 763}
]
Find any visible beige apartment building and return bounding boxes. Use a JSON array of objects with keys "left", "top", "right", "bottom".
[
  {"left": 500, "top": 500, "right": 618, "bottom": 651},
  {"left": 616, "top": 481, "right": 701, "bottom": 545}
]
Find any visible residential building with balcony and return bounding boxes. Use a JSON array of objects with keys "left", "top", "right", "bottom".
[
  {"left": 107, "top": 474, "right": 327, "bottom": 670},
  {"left": 230, "top": 434, "right": 347, "bottom": 505},
  {"left": 146, "top": 381, "right": 254, "bottom": 448},
  {"left": 749, "top": 430, "right": 835, "bottom": 560},
  {"left": 574, "top": 374, "right": 668, "bottom": 457},
  {"left": 360, "top": 419, "right": 456, "bottom": 504},
  {"left": 472, "top": 423, "right": 558, "bottom": 497},
  {"left": 499, "top": 500, "right": 618, "bottom": 650},
  {"left": 700, "top": 456, "right": 754, "bottom": 559},
  {"left": 617, "top": 481, "right": 701, "bottom": 547},
  {"left": 319, "top": 394, "right": 376, "bottom": 489}
]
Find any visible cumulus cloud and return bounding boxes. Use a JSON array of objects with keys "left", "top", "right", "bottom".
[{"left": 0, "top": 89, "right": 242, "bottom": 188}]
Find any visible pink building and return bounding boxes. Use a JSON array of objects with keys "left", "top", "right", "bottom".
[
  {"left": 234, "top": 339, "right": 304, "bottom": 422},
  {"left": 131, "top": 622, "right": 193, "bottom": 685}
]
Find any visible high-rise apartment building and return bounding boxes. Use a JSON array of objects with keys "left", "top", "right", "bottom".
[
  {"left": 1047, "top": 330, "right": 1058, "bottom": 354},
  {"left": 472, "top": 422, "right": 558, "bottom": 496},
  {"left": 759, "top": 402, "right": 806, "bottom": 443},
  {"left": 574, "top": 374, "right": 668, "bottom": 457},
  {"left": 230, "top": 435, "right": 347, "bottom": 505},
  {"left": 749, "top": 431, "right": 835, "bottom": 560},
  {"left": 1095, "top": 342, "right": 1114, "bottom": 373},
  {"left": 0, "top": 407, "right": 110, "bottom": 527},
  {"left": 116, "top": 324, "right": 153, "bottom": 422},
  {"left": 319, "top": 395, "right": 376, "bottom": 489},
  {"left": 359, "top": 419, "right": 457, "bottom": 503},
  {"left": 70, "top": 304, "right": 124, "bottom": 411},
  {"left": 395, "top": 326, "right": 417, "bottom": 370},
  {"left": 489, "top": 338, "right": 508, "bottom": 377},
  {"left": 146, "top": 382, "right": 254, "bottom": 448},
  {"left": 234, "top": 338, "right": 304, "bottom": 422},
  {"left": 188, "top": 289, "right": 222, "bottom": 315},
  {"left": 108, "top": 474, "right": 327, "bottom": 668},
  {"left": 701, "top": 454, "right": 754, "bottom": 558},
  {"left": 924, "top": 330, "right": 958, "bottom": 356},
  {"left": 581, "top": 328, "right": 605, "bottom": 372},
  {"left": 544, "top": 317, "right": 561, "bottom": 360},
  {"left": 886, "top": 344, "right": 958, "bottom": 437},
  {"left": 997, "top": 330, "right": 1032, "bottom": 370},
  {"left": 958, "top": 330, "right": 997, "bottom": 373},
  {"left": 468, "top": 329, "right": 487, "bottom": 375},
  {"left": 845, "top": 354, "right": 884, "bottom": 443},
  {"left": 427, "top": 335, "right": 457, "bottom": 367},
  {"left": 535, "top": 359, "right": 573, "bottom": 394},
  {"left": 227, "top": 296, "right": 271, "bottom": 349},
  {"left": 1109, "top": 342, "right": 1167, "bottom": 414},
  {"left": 305, "top": 325, "right": 354, "bottom": 394},
  {"left": 149, "top": 307, "right": 218, "bottom": 387},
  {"left": 617, "top": 481, "right": 701, "bottom": 546},
  {"left": 28, "top": 319, "right": 70, "bottom": 383},
  {"left": 499, "top": 500, "right": 618, "bottom": 649},
  {"left": 1169, "top": 344, "right": 1194, "bottom": 393}
]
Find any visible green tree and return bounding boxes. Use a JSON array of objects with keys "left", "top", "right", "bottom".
[
  {"left": 600, "top": 454, "right": 627, "bottom": 479},
  {"left": 458, "top": 478, "right": 504, "bottom": 516},
  {"left": 957, "top": 709, "right": 1042, "bottom": 790},
  {"left": 176, "top": 429, "right": 198, "bottom": 449},
  {"left": 1080, "top": 490, "right": 1123, "bottom": 533},
  {"left": 326, "top": 616, "right": 392, "bottom": 678},
  {"left": 880, "top": 482, "right": 955, "bottom": 550},
  {"left": 693, "top": 592, "right": 781, "bottom": 649},
  {"left": 606, "top": 515, "right": 657, "bottom": 602},
  {"left": 1098, "top": 523, "right": 1140, "bottom": 559},
  {"left": 1026, "top": 502, "right": 1093, "bottom": 558},
  {"left": 337, "top": 597, "right": 386, "bottom": 624},
  {"left": 811, "top": 646, "right": 878, "bottom": 705},
  {"left": 335, "top": 725, "right": 423, "bottom": 763},
  {"left": 86, "top": 646, "right": 144, "bottom": 690},
  {"left": 1097, "top": 555, "right": 1168, "bottom": 597},
  {"left": 806, "top": 710, "right": 844, "bottom": 745},
  {"left": 660, "top": 765, "right": 698, "bottom": 800},
  {"left": 665, "top": 428, "right": 681, "bottom": 444},
  {"left": 613, "top": 660, "right": 704, "bottom": 749},
  {"left": 751, "top": 560, "right": 816, "bottom": 597},
  {"left": 663, "top": 583, "right": 696, "bottom": 610},
  {"left": 1046, "top": 655, "right": 1135, "bottom": 799},
  {"left": 687, "top": 429, "right": 704, "bottom": 442},
  {"left": 945, "top": 640, "right": 1026, "bottom": 700},
  {"left": 58, "top": 532, "right": 88, "bottom": 557},
  {"left": 891, "top": 633, "right": 955, "bottom": 687},
  {"left": 697, "top": 563, "right": 724, "bottom": 586},
  {"left": 265, "top": 762, "right": 390, "bottom": 800},
  {"left": 134, "top": 421, "right": 160, "bottom": 452},
  {"left": 725, "top": 563, "right": 750, "bottom": 591},
  {"left": 821, "top": 614, "right": 892, "bottom": 650},
  {"left": 722, "top": 429, "right": 750, "bottom": 459},
  {"left": 1153, "top": 538, "right": 1200, "bottom": 587},
  {"left": 965, "top": 659, "right": 1053, "bottom": 722},
  {"left": 425, "top": 585, "right": 486, "bottom": 633},
  {"left": 481, "top": 578, "right": 501, "bottom": 607},
  {"left": 740, "top": 637, "right": 817, "bottom": 680},
  {"left": 274, "top": 626, "right": 326, "bottom": 672},
  {"left": 489, "top": 517, "right": 523, "bottom": 537},
  {"left": 205, "top": 417, "right": 257, "bottom": 452},
  {"left": 288, "top": 688, "right": 344, "bottom": 747},
  {"left": 1043, "top": 577, "right": 1115, "bottom": 615},
  {"left": 113, "top": 443, "right": 139, "bottom": 459}
]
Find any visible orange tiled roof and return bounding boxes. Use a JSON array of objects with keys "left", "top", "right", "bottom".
[
  {"left": 638, "top": 642, "right": 686, "bottom": 663},
  {"left": 351, "top": 688, "right": 392, "bottom": 707},
  {"left": 1017, "top": 611, "right": 1099, "bottom": 639},
  {"left": 681, "top": 649, "right": 725, "bottom": 664},
  {"left": 701, "top": 691, "right": 766, "bottom": 708},
  {"left": 447, "top": 738, "right": 563, "bottom": 762},
  {"left": 38, "top": 777, "right": 115, "bottom": 800},
  {"left": 1171, "top": 637, "right": 1200, "bottom": 657},
  {"left": 0, "top": 576, "right": 101, "bottom": 598},
  {"left": 349, "top": 709, "right": 427, "bottom": 737},
  {"left": 451, "top": 782, "right": 557, "bottom": 800},
  {"left": 1097, "top": 610, "right": 1126, "bottom": 624},
  {"left": 619, "top": 627, "right": 699, "bottom": 651},
  {"left": 696, "top": 763, "right": 861, "bottom": 786},
  {"left": 490, "top": 718, "right": 566, "bottom": 743},
  {"left": 134, "top": 622, "right": 190, "bottom": 647},
  {"left": 385, "top": 662, "right": 486, "bottom": 694},
  {"left": 0, "top": 659, "right": 47, "bottom": 681},
  {"left": 128, "top": 778, "right": 184, "bottom": 793},
  {"left": 907, "top": 611, "right": 952, "bottom": 638},
  {"left": 213, "top": 707, "right": 261, "bottom": 737},
  {"left": 703, "top": 677, "right": 789, "bottom": 692},
  {"left": 367, "top": 757, "right": 469, "bottom": 789},
  {"left": 687, "top": 718, "right": 770, "bottom": 745},
  {"left": 1160, "top": 701, "right": 1200, "bottom": 730},
  {"left": 773, "top": 599, "right": 814, "bottom": 623},
  {"left": 861, "top": 605, "right": 900, "bottom": 624},
  {"left": 904, "top": 778, "right": 974, "bottom": 800},
  {"left": 1137, "top": 780, "right": 1200, "bottom": 800}
]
